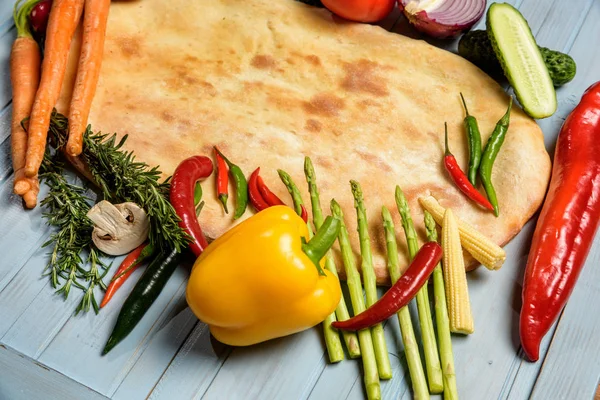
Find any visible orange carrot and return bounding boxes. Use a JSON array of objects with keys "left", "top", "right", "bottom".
[
  {"left": 23, "top": 179, "right": 40, "bottom": 209},
  {"left": 24, "top": 0, "right": 84, "bottom": 178},
  {"left": 11, "top": 0, "right": 42, "bottom": 205},
  {"left": 66, "top": 0, "right": 110, "bottom": 157}
]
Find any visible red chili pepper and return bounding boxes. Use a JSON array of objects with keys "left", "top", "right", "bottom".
[
  {"left": 248, "top": 168, "right": 270, "bottom": 212},
  {"left": 520, "top": 81, "right": 600, "bottom": 362},
  {"left": 257, "top": 175, "right": 285, "bottom": 206},
  {"left": 443, "top": 123, "right": 494, "bottom": 212},
  {"left": 332, "top": 242, "right": 442, "bottom": 330},
  {"left": 214, "top": 147, "right": 229, "bottom": 213},
  {"left": 100, "top": 243, "right": 149, "bottom": 308},
  {"left": 170, "top": 156, "right": 214, "bottom": 257},
  {"left": 300, "top": 204, "right": 308, "bottom": 223}
]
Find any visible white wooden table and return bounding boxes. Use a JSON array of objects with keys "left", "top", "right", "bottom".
[{"left": 1, "top": 0, "right": 599, "bottom": 399}]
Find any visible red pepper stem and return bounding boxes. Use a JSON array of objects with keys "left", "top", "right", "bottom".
[
  {"left": 444, "top": 122, "right": 452, "bottom": 157},
  {"left": 218, "top": 194, "right": 229, "bottom": 213},
  {"left": 302, "top": 216, "right": 340, "bottom": 276}
]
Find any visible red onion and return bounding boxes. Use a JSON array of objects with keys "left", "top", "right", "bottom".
[
  {"left": 398, "top": 0, "right": 486, "bottom": 39},
  {"left": 29, "top": 0, "right": 53, "bottom": 36}
]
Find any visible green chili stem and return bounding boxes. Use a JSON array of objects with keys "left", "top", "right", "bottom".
[
  {"left": 480, "top": 97, "right": 513, "bottom": 217},
  {"left": 381, "top": 206, "right": 429, "bottom": 400},
  {"left": 279, "top": 170, "right": 344, "bottom": 363},
  {"left": 425, "top": 211, "right": 459, "bottom": 400},
  {"left": 305, "top": 157, "right": 361, "bottom": 359},
  {"left": 350, "top": 181, "right": 392, "bottom": 380},
  {"left": 193, "top": 181, "right": 203, "bottom": 205},
  {"left": 332, "top": 200, "right": 381, "bottom": 400},
  {"left": 396, "top": 186, "right": 443, "bottom": 393},
  {"left": 110, "top": 243, "right": 155, "bottom": 282},
  {"left": 460, "top": 93, "right": 483, "bottom": 186}
]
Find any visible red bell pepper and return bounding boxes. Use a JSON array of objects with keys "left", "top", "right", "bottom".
[{"left": 520, "top": 81, "right": 600, "bottom": 361}]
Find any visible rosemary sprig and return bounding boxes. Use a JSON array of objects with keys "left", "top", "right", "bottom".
[
  {"left": 39, "top": 154, "right": 110, "bottom": 314},
  {"left": 48, "top": 111, "right": 188, "bottom": 254},
  {"left": 39, "top": 111, "right": 188, "bottom": 313}
]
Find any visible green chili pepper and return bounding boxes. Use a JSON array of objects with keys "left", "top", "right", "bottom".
[
  {"left": 102, "top": 248, "right": 181, "bottom": 355},
  {"left": 215, "top": 149, "right": 248, "bottom": 220},
  {"left": 479, "top": 97, "right": 513, "bottom": 217},
  {"left": 460, "top": 93, "right": 483, "bottom": 186}
]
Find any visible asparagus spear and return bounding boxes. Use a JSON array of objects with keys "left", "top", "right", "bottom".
[
  {"left": 425, "top": 211, "right": 459, "bottom": 400},
  {"left": 350, "top": 181, "right": 393, "bottom": 380},
  {"left": 304, "top": 157, "right": 361, "bottom": 359},
  {"left": 278, "top": 169, "right": 344, "bottom": 363},
  {"left": 382, "top": 206, "right": 430, "bottom": 400},
  {"left": 396, "top": 186, "right": 444, "bottom": 393},
  {"left": 331, "top": 200, "right": 381, "bottom": 400}
]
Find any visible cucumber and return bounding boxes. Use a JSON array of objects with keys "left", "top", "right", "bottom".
[
  {"left": 539, "top": 46, "right": 577, "bottom": 87},
  {"left": 487, "top": 3, "right": 557, "bottom": 119},
  {"left": 458, "top": 30, "right": 577, "bottom": 87}
]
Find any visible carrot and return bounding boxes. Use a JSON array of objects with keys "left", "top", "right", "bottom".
[
  {"left": 24, "top": 0, "right": 84, "bottom": 178},
  {"left": 11, "top": 0, "right": 42, "bottom": 206},
  {"left": 66, "top": 0, "right": 110, "bottom": 157},
  {"left": 23, "top": 179, "right": 40, "bottom": 209}
]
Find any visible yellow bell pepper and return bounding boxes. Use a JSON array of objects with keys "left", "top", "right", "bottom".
[{"left": 186, "top": 205, "right": 342, "bottom": 346}]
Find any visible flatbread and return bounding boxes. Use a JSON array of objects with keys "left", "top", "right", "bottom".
[{"left": 59, "top": 0, "right": 551, "bottom": 284}]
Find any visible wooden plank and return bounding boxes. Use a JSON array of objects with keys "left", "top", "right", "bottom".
[
  {"left": 0, "top": 240, "right": 82, "bottom": 356},
  {"left": 529, "top": 245, "right": 600, "bottom": 399},
  {"left": 109, "top": 308, "right": 198, "bottom": 399},
  {"left": 36, "top": 266, "right": 192, "bottom": 396},
  {"left": 0, "top": 344, "right": 108, "bottom": 400},
  {"left": 146, "top": 323, "right": 230, "bottom": 400},
  {"left": 499, "top": 1, "right": 596, "bottom": 397},
  {"left": 0, "top": 27, "right": 14, "bottom": 110},
  {"left": 200, "top": 328, "right": 327, "bottom": 399},
  {"left": 0, "top": 1, "right": 16, "bottom": 36},
  {"left": 507, "top": 1, "right": 600, "bottom": 399}
]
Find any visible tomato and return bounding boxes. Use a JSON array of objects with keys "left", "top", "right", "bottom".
[{"left": 321, "top": 0, "right": 395, "bottom": 23}]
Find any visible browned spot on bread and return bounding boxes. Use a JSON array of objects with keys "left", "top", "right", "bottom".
[
  {"left": 305, "top": 55, "right": 321, "bottom": 66},
  {"left": 183, "top": 75, "right": 199, "bottom": 85},
  {"left": 161, "top": 111, "right": 175, "bottom": 122},
  {"left": 341, "top": 59, "right": 389, "bottom": 97},
  {"left": 315, "top": 156, "right": 333, "bottom": 169},
  {"left": 305, "top": 119, "right": 322, "bottom": 132},
  {"left": 303, "top": 93, "right": 345, "bottom": 117},
  {"left": 184, "top": 55, "right": 201, "bottom": 63},
  {"left": 355, "top": 149, "right": 392, "bottom": 172},
  {"left": 251, "top": 54, "right": 276, "bottom": 69},
  {"left": 200, "top": 81, "right": 218, "bottom": 97},
  {"left": 116, "top": 36, "right": 141, "bottom": 58}
]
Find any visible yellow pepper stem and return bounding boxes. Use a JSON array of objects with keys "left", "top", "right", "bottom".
[{"left": 301, "top": 216, "right": 340, "bottom": 276}]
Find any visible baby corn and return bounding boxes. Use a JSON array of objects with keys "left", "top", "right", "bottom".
[
  {"left": 419, "top": 195, "right": 506, "bottom": 270},
  {"left": 442, "top": 208, "right": 474, "bottom": 334}
]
